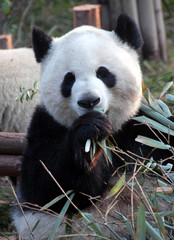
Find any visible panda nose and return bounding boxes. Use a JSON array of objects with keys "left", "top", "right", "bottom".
[{"left": 78, "top": 96, "right": 100, "bottom": 109}]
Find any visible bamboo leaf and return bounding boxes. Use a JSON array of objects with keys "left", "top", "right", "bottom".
[
  {"left": 159, "top": 81, "right": 173, "bottom": 99},
  {"left": 157, "top": 179, "right": 168, "bottom": 187},
  {"left": 165, "top": 94, "right": 174, "bottom": 103},
  {"left": 40, "top": 190, "right": 73, "bottom": 211},
  {"left": 139, "top": 103, "right": 174, "bottom": 131},
  {"left": 155, "top": 213, "right": 167, "bottom": 240},
  {"left": 109, "top": 171, "right": 126, "bottom": 197},
  {"left": 114, "top": 210, "right": 135, "bottom": 237},
  {"left": 48, "top": 193, "right": 75, "bottom": 240},
  {"left": 20, "top": 94, "right": 24, "bottom": 103},
  {"left": 144, "top": 90, "right": 166, "bottom": 116},
  {"left": 26, "top": 90, "right": 31, "bottom": 101},
  {"left": 85, "top": 139, "right": 91, "bottom": 153},
  {"left": 146, "top": 221, "right": 163, "bottom": 240},
  {"left": 65, "top": 213, "right": 73, "bottom": 235},
  {"left": 79, "top": 212, "right": 104, "bottom": 238},
  {"left": 94, "top": 107, "right": 104, "bottom": 113},
  {"left": 134, "top": 115, "right": 174, "bottom": 136},
  {"left": 32, "top": 220, "right": 40, "bottom": 232},
  {"left": 136, "top": 204, "right": 146, "bottom": 240},
  {"left": 156, "top": 100, "right": 172, "bottom": 117},
  {"left": 160, "top": 163, "right": 173, "bottom": 172},
  {"left": 136, "top": 136, "right": 171, "bottom": 150},
  {"left": 33, "top": 81, "right": 38, "bottom": 90}
]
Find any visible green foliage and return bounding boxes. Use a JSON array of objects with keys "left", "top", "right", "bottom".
[
  {"left": 1, "top": 0, "right": 12, "bottom": 14},
  {"left": 0, "top": 0, "right": 86, "bottom": 47},
  {"left": 136, "top": 204, "right": 146, "bottom": 240},
  {"left": 109, "top": 171, "right": 126, "bottom": 197},
  {"left": 16, "top": 81, "right": 39, "bottom": 103},
  {"left": 0, "top": 179, "right": 14, "bottom": 234},
  {"left": 163, "top": 0, "right": 174, "bottom": 15}
]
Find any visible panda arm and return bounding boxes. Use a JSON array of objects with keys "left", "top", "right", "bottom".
[
  {"left": 114, "top": 110, "right": 174, "bottom": 162},
  {"left": 20, "top": 106, "right": 112, "bottom": 211}
]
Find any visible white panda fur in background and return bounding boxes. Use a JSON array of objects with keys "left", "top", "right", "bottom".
[
  {"left": 0, "top": 48, "right": 40, "bottom": 132},
  {"left": 12, "top": 14, "right": 174, "bottom": 239}
]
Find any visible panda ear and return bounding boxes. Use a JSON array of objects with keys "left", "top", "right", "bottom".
[
  {"left": 32, "top": 26, "right": 52, "bottom": 63},
  {"left": 114, "top": 14, "right": 143, "bottom": 49}
]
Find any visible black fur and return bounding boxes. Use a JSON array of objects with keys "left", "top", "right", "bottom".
[
  {"left": 20, "top": 106, "right": 113, "bottom": 213},
  {"left": 32, "top": 26, "right": 52, "bottom": 63},
  {"left": 96, "top": 66, "right": 116, "bottom": 88},
  {"left": 115, "top": 110, "right": 174, "bottom": 163},
  {"left": 19, "top": 106, "right": 174, "bottom": 213},
  {"left": 115, "top": 14, "right": 143, "bottom": 49},
  {"left": 61, "top": 72, "right": 76, "bottom": 98}
]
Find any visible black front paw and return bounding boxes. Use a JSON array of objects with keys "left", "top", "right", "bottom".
[
  {"left": 71, "top": 111, "right": 112, "bottom": 143},
  {"left": 69, "top": 111, "right": 113, "bottom": 171}
]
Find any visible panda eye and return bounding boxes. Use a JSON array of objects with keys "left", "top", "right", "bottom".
[
  {"left": 96, "top": 66, "right": 116, "bottom": 88},
  {"left": 61, "top": 72, "right": 75, "bottom": 98},
  {"left": 64, "top": 72, "right": 75, "bottom": 85}
]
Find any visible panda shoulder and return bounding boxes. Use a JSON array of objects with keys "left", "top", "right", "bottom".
[{"left": 27, "top": 105, "right": 67, "bottom": 142}]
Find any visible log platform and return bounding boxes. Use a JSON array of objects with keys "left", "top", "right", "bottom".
[{"left": 0, "top": 132, "right": 26, "bottom": 176}]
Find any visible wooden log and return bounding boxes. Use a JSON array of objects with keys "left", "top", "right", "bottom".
[
  {"left": 0, "top": 155, "right": 22, "bottom": 176},
  {"left": 0, "top": 132, "right": 26, "bottom": 155},
  {"left": 73, "top": 4, "right": 101, "bottom": 28},
  {"left": 0, "top": 34, "right": 13, "bottom": 49}
]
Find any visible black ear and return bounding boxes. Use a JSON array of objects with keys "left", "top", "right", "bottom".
[
  {"left": 115, "top": 14, "right": 143, "bottom": 49},
  {"left": 32, "top": 26, "right": 52, "bottom": 63}
]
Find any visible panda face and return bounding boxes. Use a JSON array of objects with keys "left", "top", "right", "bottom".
[{"left": 33, "top": 19, "right": 142, "bottom": 131}]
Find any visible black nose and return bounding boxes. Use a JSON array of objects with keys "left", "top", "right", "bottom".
[{"left": 78, "top": 96, "right": 100, "bottom": 109}]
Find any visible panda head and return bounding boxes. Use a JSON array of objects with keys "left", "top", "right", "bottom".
[{"left": 32, "top": 14, "right": 143, "bottom": 131}]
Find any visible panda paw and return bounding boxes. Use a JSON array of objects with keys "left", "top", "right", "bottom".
[
  {"left": 71, "top": 111, "right": 113, "bottom": 143},
  {"left": 69, "top": 111, "right": 113, "bottom": 171}
]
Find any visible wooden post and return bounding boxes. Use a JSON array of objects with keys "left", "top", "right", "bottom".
[
  {"left": 122, "top": 0, "right": 139, "bottom": 27},
  {"left": 73, "top": 4, "right": 101, "bottom": 28},
  {"left": 0, "top": 34, "right": 13, "bottom": 49},
  {"left": 154, "top": 0, "right": 168, "bottom": 62},
  {"left": 108, "top": 0, "right": 122, "bottom": 30},
  {"left": 137, "top": 0, "right": 159, "bottom": 60}
]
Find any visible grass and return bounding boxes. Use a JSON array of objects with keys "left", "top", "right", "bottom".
[{"left": 0, "top": 177, "right": 15, "bottom": 237}]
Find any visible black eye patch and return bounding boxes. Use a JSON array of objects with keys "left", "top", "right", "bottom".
[
  {"left": 61, "top": 72, "right": 75, "bottom": 98},
  {"left": 96, "top": 66, "right": 116, "bottom": 88}
]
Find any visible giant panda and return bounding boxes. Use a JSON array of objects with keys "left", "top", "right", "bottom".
[
  {"left": 0, "top": 48, "right": 40, "bottom": 132},
  {"left": 12, "top": 14, "right": 174, "bottom": 239}
]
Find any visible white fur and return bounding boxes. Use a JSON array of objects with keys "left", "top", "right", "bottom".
[
  {"left": 0, "top": 48, "right": 40, "bottom": 132},
  {"left": 40, "top": 26, "right": 142, "bottom": 130}
]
